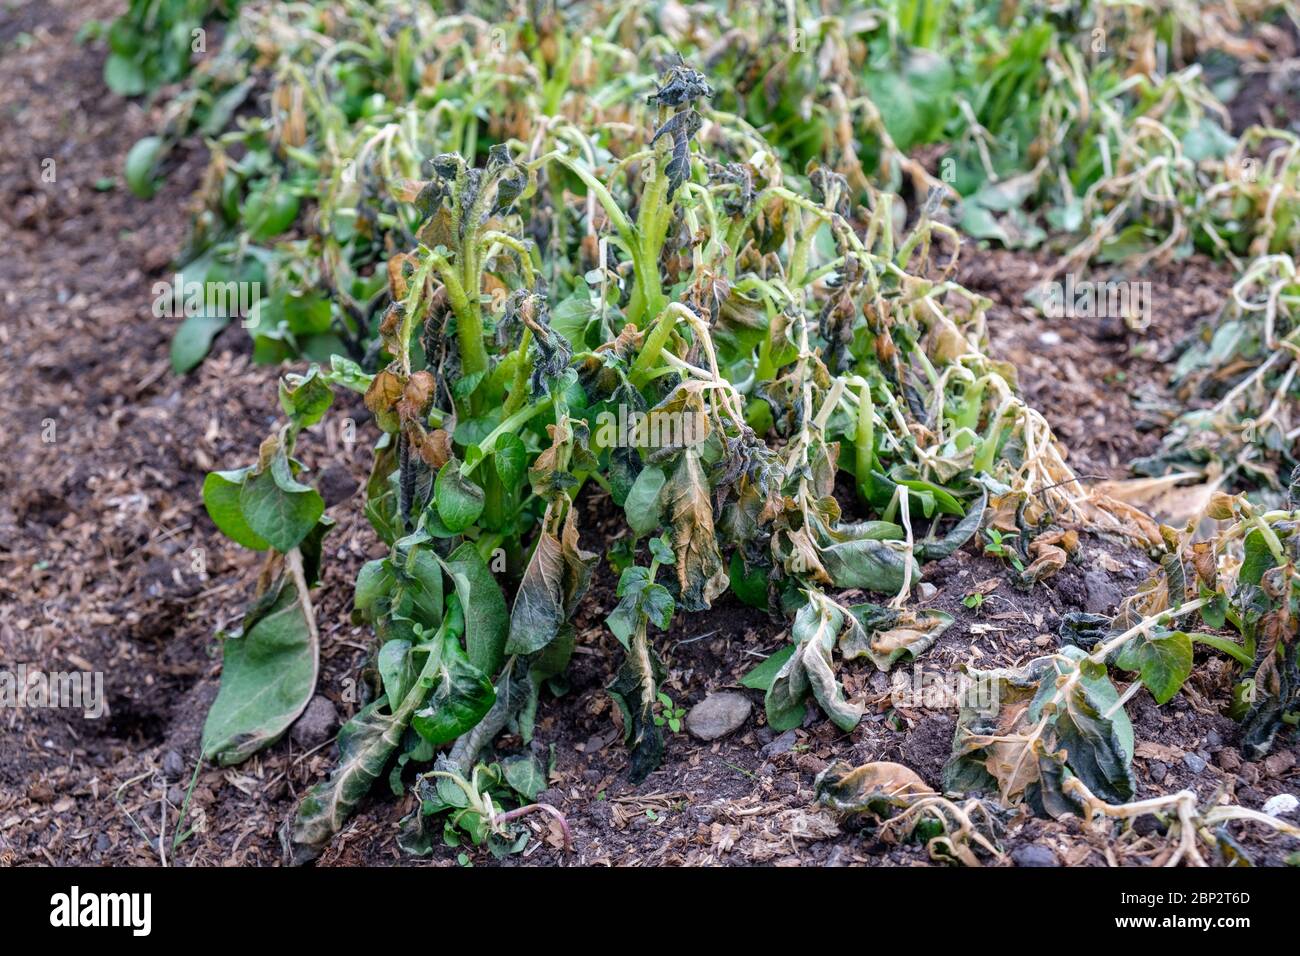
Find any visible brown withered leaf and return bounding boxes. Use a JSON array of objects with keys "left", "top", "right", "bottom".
[
  {"left": 416, "top": 205, "right": 456, "bottom": 250},
  {"left": 1022, "top": 529, "right": 1078, "bottom": 583},
  {"left": 506, "top": 502, "right": 597, "bottom": 656},
  {"left": 982, "top": 699, "right": 1039, "bottom": 801},
  {"left": 407, "top": 425, "right": 451, "bottom": 470},
  {"left": 364, "top": 366, "right": 407, "bottom": 418},
  {"left": 664, "top": 447, "right": 729, "bottom": 611},
  {"left": 387, "top": 253, "right": 414, "bottom": 301},
  {"left": 397, "top": 370, "right": 436, "bottom": 421},
  {"left": 815, "top": 760, "right": 931, "bottom": 816}
]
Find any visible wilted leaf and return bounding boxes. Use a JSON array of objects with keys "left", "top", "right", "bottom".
[
  {"left": 815, "top": 760, "right": 931, "bottom": 815},
  {"left": 767, "top": 594, "right": 864, "bottom": 732},
  {"left": 202, "top": 556, "right": 320, "bottom": 765},
  {"left": 607, "top": 617, "right": 667, "bottom": 784},
  {"left": 411, "top": 631, "right": 495, "bottom": 745},
  {"left": 506, "top": 503, "right": 597, "bottom": 656},
  {"left": 663, "top": 448, "right": 728, "bottom": 611}
]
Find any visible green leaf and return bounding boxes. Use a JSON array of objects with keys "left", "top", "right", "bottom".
[
  {"left": 203, "top": 468, "right": 270, "bottom": 550},
  {"left": 324, "top": 355, "right": 373, "bottom": 394},
  {"left": 864, "top": 49, "right": 954, "bottom": 150},
  {"left": 435, "top": 460, "right": 485, "bottom": 533},
  {"left": 378, "top": 639, "right": 415, "bottom": 706},
  {"left": 201, "top": 567, "right": 319, "bottom": 765},
  {"left": 1240, "top": 530, "right": 1276, "bottom": 587},
  {"left": 123, "top": 135, "right": 163, "bottom": 198},
  {"left": 411, "top": 631, "right": 496, "bottom": 746},
  {"left": 354, "top": 558, "right": 394, "bottom": 614},
  {"left": 393, "top": 544, "right": 444, "bottom": 630},
  {"left": 640, "top": 583, "right": 675, "bottom": 630},
  {"left": 243, "top": 184, "right": 300, "bottom": 240},
  {"left": 105, "top": 53, "right": 147, "bottom": 96},
  {"left": 493, "top": 433, "right": 527, "bottom": 490},
  {"left": 239, "top": 450, "right": 325, "bottom": 553},
  {"left": 740, "top": 644, "right": 796, "bottom": 692},
  {"left": 170, "top": 312, "right": 229, "bottom": 373},
  {"left": 1115, "top": 628, "right": 1193, "bottom": 705},
  {"left": 817, "top": 537, "right": 912, "bottom": 593},
  {"left": 279, "top": 366, "right": 334, "bottom": 429},
  {"left": 502, "top": 753, "right": 547, "bottom": 801},
  {"left": 550, "top": 289, "right": 598, "bottom": 348},
  {"left": 623, "top": 464, "right": 665, "bottom": 537},
  {"left": 440, "top": 543, "right": 508, "bottom": 677},
  {"left": 729, "top": 552, "right": 769, "bottom": 609}
]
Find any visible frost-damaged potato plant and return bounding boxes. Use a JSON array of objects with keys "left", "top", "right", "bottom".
[
  {"left": 1136, "top": 252, "right": 1300, "bottom": 500},
  {"left": 938, "top": 479, "right": 1300, "bottom": 865},
  {"left": 194, "top": 48, "right": 1112, "bottom": 861},
  {"left": 127, "top": 2, "right": 1299, "bottom": 373}
]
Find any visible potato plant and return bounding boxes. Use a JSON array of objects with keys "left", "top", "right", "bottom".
[{"left": 188, "top": 42, "right": 1103, "bottom": 860}]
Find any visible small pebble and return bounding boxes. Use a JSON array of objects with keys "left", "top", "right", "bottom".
[
  {"left": 1263, "top": 793, "right": 1299, "bottom": 818},
  {"left": 1148, "top": 760, "right": 1168, "bottom": 783},
  {"left": 1011, "top": 844, "right": 1059, "bottom": 867},
  {"left": 1132, "top": 814, "right": 1165, "bottom": 837},
  {"left": 761, "top": 729, "right": 799, "bottom": 758},
  {"left": 161, "top": 749, "right": 185, "bottom": 781},
  {"left": 1183, "top": 752, "right": 1208, "bottom": 774},
  {"left": 290, "top": 695, "right": 339, "bottom": 748},
  {"left": 685, "top": 692, "right": 752, "bottom": 741}
]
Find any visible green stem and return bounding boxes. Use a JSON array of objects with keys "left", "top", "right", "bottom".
[
  {"left": 855, "top": 382, "right": 874, "bottom": 503},
  {"left": 461, "top": 395, "right": 556, "bottom": 478},
  {"left": 630, "top": 304, "right": 682, "bottom": 387},
  {"left": 1190, "top": 633, "right": 1255, "bottom": 669}
]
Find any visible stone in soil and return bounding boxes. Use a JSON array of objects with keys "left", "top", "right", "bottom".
[
  {"left": 686, "top": 691, "right": 752, "bottom": 741},
  {"left": 161, "top": 749, "right": 185, "bottom": 780},
  {"left": 1262, "top": 793, "right": 1299, "bottom": 818},
  {"left": 290, "top": 695, "right": 339, "bottom": 748},
  {"left": 761, "top": 729, "right": 799, "bottom": 757},
  {"left": 1083, "top": 569, "right": 1123, "bottom": 614},
  {"left": 1011, "top": 844, "right": 1059, "bottom": 867},
  {"left": 1183, "top": 752, "right": 1208, "bottom": 774}
]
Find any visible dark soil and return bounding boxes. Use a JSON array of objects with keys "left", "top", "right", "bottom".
[
  {"left": 1, "top": 0, "right": 1297, "bottom": 869},
  {"left": 957, "top": 248, "right": 1236, "bottom": 481}
]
